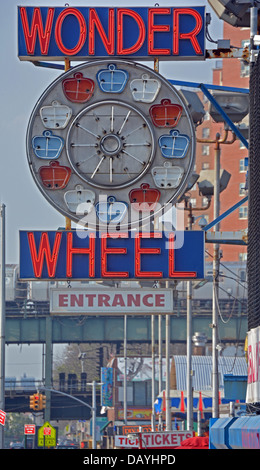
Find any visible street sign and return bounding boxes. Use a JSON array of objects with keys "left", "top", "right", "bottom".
[
  {"left": 37, "top": 421, "right": 57, "bottom": 448},
  {"left": 50, "top": 288, "right": 173, "bottom": 315},
  {"left": 19, "top": 230, "right": 205, "bottom": 280},
  {"left": 18, "top": 6, "right": 205, "bottom": 61},
  {"left": 26, "top": 59, "right": 196, "bottom": 230},
  {"left": 24, "top": 424, "right": 36, "bottom": 435},
  {"left": 0, "top": 410, "right": 6, "bottom": 426}
]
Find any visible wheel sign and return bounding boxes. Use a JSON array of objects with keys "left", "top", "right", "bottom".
[{"left": 26, "top": 59, "right": 196, "bottom": 229}]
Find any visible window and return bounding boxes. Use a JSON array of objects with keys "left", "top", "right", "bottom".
[
  {"left": 202, "top": 197, "right": 209, "bottom": 207},
  {"left": 239, "top": 253, "right": 247, "bottom": 262},
  {"left": 202, "top": 145, "right": 210, "bottom": 156},
  {"left": 202, "top": 128, "right": 210, "bottom": 139},
  {"left": 239, "top": 205, "right": 248, "bottom": 219},
  {"left": 239, "top": 182, "right": 246, "bottom": 196},
  {"left": 239, "top": 269, "right": 247, "bottom": 281},
  {"left": 202, "top": 162, "right": 210, "bottom": 170},
  {"left": 239, "top": 158, "right": 247, "bottom": 172},
  {"left": 190, "top": 198, "right": 196, "bottom": 207}
]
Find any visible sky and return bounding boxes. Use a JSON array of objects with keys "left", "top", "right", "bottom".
[{"left": 0, "top": 0, "right": 223, "bottom": 380}]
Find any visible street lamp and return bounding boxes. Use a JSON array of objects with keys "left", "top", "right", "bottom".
[
  {"left": 207, "top": 0, "right": 254, "bottom": 27},
  {"left": 208, "top": 91, "right": 249, "bottom": 123},
  {"left": 198, "top": 169, "right": 231, "bottom": 196},
  {"left": 179, "top": 89, "right": 206, "bottom": 126}
]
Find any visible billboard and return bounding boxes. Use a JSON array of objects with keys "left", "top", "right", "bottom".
[
  {"left": 19, "top": 230, "right": 205, "bottom": 280},
  {"left": 18, "top": 6, "right": 205, "bottom": 61}
]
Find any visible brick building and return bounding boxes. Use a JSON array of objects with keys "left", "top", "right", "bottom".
[{"left": 189, "top": 22, "right": 249, "bottom": 264}]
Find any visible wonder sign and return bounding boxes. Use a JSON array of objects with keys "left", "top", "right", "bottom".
[{"left": 18, "top": 6, "right": 205, "bottom": 61}]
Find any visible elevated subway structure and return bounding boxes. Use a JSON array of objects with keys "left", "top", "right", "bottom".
[{"left": 4, "top": 263, "right": 247, "bottom": 347}]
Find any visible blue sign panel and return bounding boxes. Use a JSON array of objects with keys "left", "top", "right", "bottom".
[
  {"left": 19, "top": 230, "right": 205, "bottom": 280},
  {"left": 18, "top": 6, "right": 205, "bottom": 61},
  {"left": 101, "top": 368, "right": 113, "bottom": 407}
]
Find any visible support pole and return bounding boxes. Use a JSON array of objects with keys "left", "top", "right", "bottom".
[
  {"left": 44, "top": 316, "right": 52, "bottom": 422},
  {"left": 158, "top": 314, "right": 163, "bottom": 430},
  {"left": 212, "top": 136, "right": 221, "bottom": 418},
  {"left": 92, "top": 380, "right": 97, "bottom": 449},
  {"left": 0, "top": 205, "right": 5, "bottom": 449},
  {"left": 187, "top": 204, "right": 193, "bottom": 431},
  {"left": 124, "top": 315, "right": 127, "bottom": 425},
  {"left": 165, "top": 281, "right": 171, "bottom": 431},
  {"left": 151, "top": 315, "right": 155, "bottom": 431}
]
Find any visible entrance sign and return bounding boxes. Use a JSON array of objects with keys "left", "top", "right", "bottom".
[
  {"left": 19, "top": 230, "right": 205, "bottom": 280},
  {"left": 50, "top": 288, "right": 173, "bottom": 314},
  {"left": 26, "top": 59, "right": 196, "bottom": 230},
  {"left": 18, "top": 6, "right": 205, "bottom": 61}
]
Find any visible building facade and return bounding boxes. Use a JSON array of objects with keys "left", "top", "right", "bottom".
[{"left": 188, "top": 22, "right": 249, "bottom": 264}]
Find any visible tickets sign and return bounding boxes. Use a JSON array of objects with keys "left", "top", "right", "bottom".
[
  {"left": 18, "top": 6, "right": 205, "bottom": 61},
  {"left": 19, "top": 230, "right": 205, "bottom": 280},
  {"left": 115, "top": 431, "right": 193, "bottom": 448},
  {"left": 50, "top": 288, "right": 173, "bottom": 314}
]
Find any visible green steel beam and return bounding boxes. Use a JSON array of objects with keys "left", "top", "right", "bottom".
[{"left": 5, "top": 315, "right": 248, "bottom": 344}]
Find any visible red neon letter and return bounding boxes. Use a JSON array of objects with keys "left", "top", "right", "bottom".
[
  {"left": 27, "top": 231, "right": 61, "bottom": 278},
  {"left": 55, "top": 7, "right": 87, "bottom": 55},
  {"left": 89, "top": 8, "right": 115, "bottom": 55},
  {"left": 148, "top": 8, "right": 171, "bottom": 55},
  {"left": 19, "top": 7, "right": 54, "bottom": 55},
  {"left": 168, "top": 233, "right": 196, "bottom": 278},
  {"left": 66, "top": 232, "right": 95, "bottom": 278},
  {"left": 101, "top": 233, "right": 129, "bottom": 278},
  {"left": 173, "top": 8, "right": 203, "bottom": 55},
  {"left": 117, "top": 9, "right": 146, "bottom": 55},
  {"left": 135, "top": 233, "right": 163, "bottom": 278}
]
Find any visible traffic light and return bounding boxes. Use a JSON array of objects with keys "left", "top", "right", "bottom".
[
  {"left": 41, "top": 394, "right": 46, "bottom": 409},
  {"left": 34, "top": 394, "right": 40, "bottom": 410},
  {"left": 29, "top": 394, "right": 35, "bottom": 410},
  {"left": 29, "top": 393, "right": 46, "bottom": 410}
]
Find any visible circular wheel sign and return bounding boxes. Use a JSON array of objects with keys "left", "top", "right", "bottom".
[{"left": 27, "top": 59, "right": 196, "bottom": 229}]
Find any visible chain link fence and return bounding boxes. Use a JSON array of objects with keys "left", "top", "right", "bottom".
[{"left": 248, "top": 52, "right": 260, "bottom": 331}]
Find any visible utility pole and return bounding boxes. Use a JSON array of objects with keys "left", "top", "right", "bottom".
[
  {"left": 183, "top": 198, "right": 211, "bottom": 431},
  {"left": 123, "top": 315, "right": 127, "bottom": 425},
  {"left": 212, "top": 135, "right": 221, "bottom": 418},
  {"left": 0, "top": 205, "right": 5, "bottom": 449},
  {"left": 196, "top": 130, "right": 235, "bottom": 418}
]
